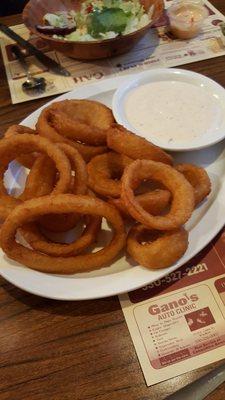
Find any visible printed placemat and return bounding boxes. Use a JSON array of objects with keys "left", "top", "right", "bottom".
[{"left": 119, "top": 228, "right": 225, "bottom": 386}]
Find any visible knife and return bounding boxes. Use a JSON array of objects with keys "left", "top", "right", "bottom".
[
  {"left": 164, "top": 362, "right": 225, "bottom": 400},
  {"left": 0, "top": 23, "right": 71, "bottom": 76}
]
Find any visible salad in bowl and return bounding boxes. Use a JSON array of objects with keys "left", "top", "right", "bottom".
[
  {"left": 36, "top": 0, "right": 152, "bottom": 41},
  {"left": 23, "top": 0, "right": 164, "bottom": 59}
]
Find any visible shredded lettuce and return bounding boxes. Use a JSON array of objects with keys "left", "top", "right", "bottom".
[
  {"left": 65, "top": 31, "right": 96, "bottom": 41},
  {"left": 44, "top": 0, "right": 150, "bottom": 42},
  {"left": 99, "top": 31, "right": 118, "bottom": 39},
  {"left": 44, "top": 13, "right": 67, "bottom": 28}
]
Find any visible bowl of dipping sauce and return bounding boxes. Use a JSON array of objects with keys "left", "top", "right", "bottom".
[
  {"left": 167, "top": 0, "right": 208, "bottom": 40},
  {"left": 112, "top": 68, "right": 225, "bottom": 152}
]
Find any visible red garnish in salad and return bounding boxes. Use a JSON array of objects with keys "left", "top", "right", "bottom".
[{"left": 86, "top": 4, "right": 93, "bottom": 13}]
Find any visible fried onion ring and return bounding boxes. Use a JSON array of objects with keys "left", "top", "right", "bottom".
[
  {"left": 175, "top": 163, "right": 211, "bottom": 206},
  {"left": 57, "top": 143, "right": 88, "bottom": 195},
  {"left": 49, "top": 99, "right": 114, "bottom": 146},
  {"left": 109, "top": 190, "right": 171, "bottom": 218},
  {"left": 0, "top": 134, "right": 71, "bottom": 220},
  {"left": 39, "top": 142, "right": 87, "bottom": 232},
  {"left": 87, "top": 152, "right": 132, "bottom": 198},
  {"left": 107, "top": 125, "right": 173, "bottom": 165},
  {"left": 121, "top": 160, "right": 195, "bottom": 230},
  {"left": 19, "top": 155, "right": 56, "bottom": 201},
  {"left": 37, "top": 102, "right": 108, "bottom": 162},
  {"left": 0, "top": 194, "right": 126, "bottom": 274},
  {"left": 22, "top": 142, "right": 88, "bottom": 232},
  {"left": 19, "top": 214, "right": 101, "bottom": 257},
  {"left": 4, "top": 125, "right": 39, "bottom": 168},
  {"left": 127, "top": 225, "right": 188, "bottom": 269}
]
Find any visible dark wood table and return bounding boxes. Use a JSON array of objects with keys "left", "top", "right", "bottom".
[{"left": 0, "top": 2, "right": 225, "bottom": 399}]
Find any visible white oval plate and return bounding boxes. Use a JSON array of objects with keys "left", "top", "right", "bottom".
[
  {"left": 1, "top": 73, "right": 225, "bottom": 300},
  {"left": 112, "top": 68, "right": 225, "bottom": 151}
]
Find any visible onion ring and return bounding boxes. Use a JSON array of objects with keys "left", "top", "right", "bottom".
[
  {"left": 37, "top": 103, "right": 108, "bottom": 162},
  {"left": 38, "top": 142, "right": 88, "bottom": 232},
  {"left": 87, "top": 152, "right": 132, "bottom": 198},
  {"left": 0, "top": 194, "right": 126, "bottom": 274},
  {"left": 127, "top": 224, "right": 188, "bottom": 269},
  {"left": 5, "top": 124, "right": 36, "bottom": 137},
  {"left": 19, "top": 155, "right": 56, "bottom": 201},
  {"left": 49, "top": 99, "right": 114, "bottom": 146},
  {"left": 57, "top": 143, "right": 88, "bottom": 195},
  {"left": 175, "top": 163, "right": 211, "bottom": 206},
  {"left": 121, "top": 159, "right": 195, "bottom": 230},
  {"left": 4, "top": 125, "right": 38, "bottom": 168},
  {"left": 0, "top": 134, "right": 71, "bottom": 220},
  {"left": 20, "top": 142, "right": 88, "bottom": 232},
  {"left": 109, "top": 190, "right": 171, "bottom": 218},
  {"left": 107, "top": 125, "right": 173, "bottom": 165},
  {"left": 19, "top": 214, "right": 102, "bottom": 257}
]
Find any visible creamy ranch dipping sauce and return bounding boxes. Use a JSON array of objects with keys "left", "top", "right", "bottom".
[
  {"left": 124, "top": 81, "right": 219, "bottom": 144},
  {"left": 167, "top": 2, "right": 208, "bottom": 39}
]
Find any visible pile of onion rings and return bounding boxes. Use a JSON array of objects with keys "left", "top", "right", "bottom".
[{"left": 0, "top": 99, "right": 211, "bottom": 274}]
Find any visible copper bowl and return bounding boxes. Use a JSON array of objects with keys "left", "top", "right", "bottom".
[{"left": 23, "top": 0, "right": 164, "bottom": 60}]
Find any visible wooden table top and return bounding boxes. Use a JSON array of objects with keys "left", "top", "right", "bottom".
[{"left": 0, "top": 2, "right": 225, "bottom": 399}]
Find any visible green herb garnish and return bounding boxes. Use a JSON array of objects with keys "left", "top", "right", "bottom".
[{"left": 87, "top": 8, "right": 130, "bottom": 37}]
